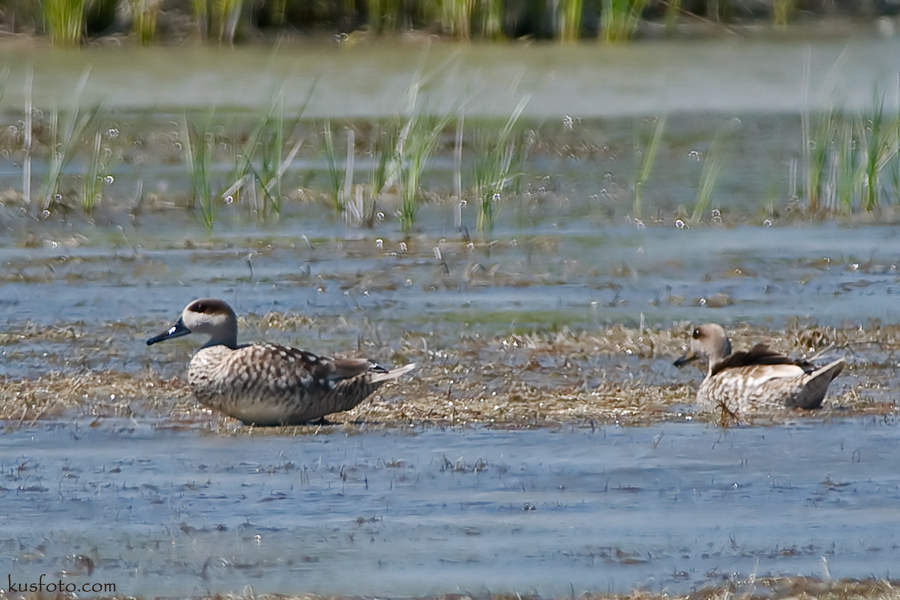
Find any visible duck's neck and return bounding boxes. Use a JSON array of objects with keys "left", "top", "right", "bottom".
[
  {"left": 706, "top": 347, "right": 730, "bottom": 377},
  {"left": 201, "top": 326, "right": 238, "bottom": 350}
]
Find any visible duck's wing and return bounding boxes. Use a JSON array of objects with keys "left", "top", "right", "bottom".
[
  {"left": 328, "top": 356, "right": 388, "bottom": 379},
  {"left": 710, "top": 343, "right": 799, "bottom": 377}
]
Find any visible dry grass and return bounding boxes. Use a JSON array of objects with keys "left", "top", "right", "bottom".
[{"left": 1, "top": 320, "right": 897, "bottom": 431}]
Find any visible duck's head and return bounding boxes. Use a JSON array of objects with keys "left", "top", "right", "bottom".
[
  {"left": 147, "top": 298, "right": 239, "bottom": 349},
  {"left": 673, "top": 323, "right": 732, "bottom": 371}
]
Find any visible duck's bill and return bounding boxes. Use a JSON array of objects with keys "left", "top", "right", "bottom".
[
  {"left": 147, "top": 318, "right": 191, "bottom": 346},
  {"left": 673, "top": 351, "right": 697, "bottom": 368}
]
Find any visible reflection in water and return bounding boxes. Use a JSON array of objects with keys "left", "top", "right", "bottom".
[{"left": 1, "top": 419, "right": 897, "bottom": 596}]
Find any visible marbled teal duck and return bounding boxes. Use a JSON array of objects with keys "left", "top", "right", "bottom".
[
  {"left": 674, "top": 323, "right": 844, "bottom": 414},
  {"left": 147, "top": 299, "right": 415, "bottom": 426}
]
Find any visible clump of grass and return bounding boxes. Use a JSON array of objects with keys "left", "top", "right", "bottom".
[
  {"left": 664, "top": 0, "right": 682, "bottom": 32},
  {"left": 706, "top": 0, "right": 731, "bottom": 22},
  {"left": 385, "top": 58, "right": 457, "bottom": 234},
  {"left": 44, "top": 0, "right": 85, "bottom": 45},
  {"left": 18, "top": 68, "right": 30, "bottom": 208},
  {"left": 255, "top": 102, "right": 302, "bottom": 218},
  {"left": 632, "top": 115, "right": 666, "bottom": 219},
  {"left": 129, "top": 0, "right": 160, "bottom": 44},
  {"left": 368, "top": 0, "right": 403, "bottom": 33},
  {"left": 253, "top": 113, "right": 288, "bottom": 219},
  {"left": 474, "top": 97, "right": 529, "bottom": 235},
  {"left": 370, "top": 124, "right": 396, "bottom": 205},
  {"left": 601, "top": 0, "right": 647, "bottom": 42},
  {"left": 859, "top": 92, "right": 900, "bottom": 212},
  {"left": 559, "top": 0, "right": 583, "bottom": 41},
  {"left": 801, "top": 106, "right": 836, "bottom": 213},
  {"left": 182, "top": 113, "right": 217, "bottom": 229},
  {"left": 42, "top": 71, "right": 99, "bottom": 214},
  {"left": 397, "top": 111, "right": 449, "bottom": 234},
  {"left": 773, "top": 0, "right": 795, "bottom": 25},
  {"left": 802, "top": 91, "right": 900, "bottom": 214},
  {"left": 82, "top": 130, "right": 105, "bottom": 213},
  {"left": 191, "top": 0, "right": 242, "bottom": 42},
  {"left": 220, "top": 90, "right": 307, "bottom": 220},
  {"left": 831, "top": 115, "right": 861, "bottom": 212},
  {"left": 691, "top": 119, "right": 736, "bottom": 224},
  {"left": 320, "top": 122, "right": 362, "bottom": 221},
  {"left": 440, "top": 0, "right": 474, "bottom": 38},
  {"left": 340, "top": 123, "right": 397, "bottom": 229},
  {"left": 192, "top": 0, "right": 209, "bottom": 36},
  {"left": 216, "top": 0, "right": 243, "bottom": 44},
  {"left": 322, "top": 121, "right": 345, "bottom": 215},
  {"left": 479, "top": 0, "right": 503, "bottom": 38}
]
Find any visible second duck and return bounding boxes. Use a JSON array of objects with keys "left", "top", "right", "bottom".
[{"left": 674, "top": 323, "right": 844, "bottom": 414}]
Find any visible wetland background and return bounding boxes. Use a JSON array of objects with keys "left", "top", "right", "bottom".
[{"left": 2, "top": 28, "right": 900, "bottom": 600}]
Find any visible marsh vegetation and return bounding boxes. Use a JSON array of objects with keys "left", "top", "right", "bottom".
[
  {"left": 12, "top": 0, "right": 899, "bottom": 46},
  {"left": 3, "top": 76, "right": 900, "bottom": 235}
]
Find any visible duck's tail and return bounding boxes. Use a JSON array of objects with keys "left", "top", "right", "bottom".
[
  {"left": 791, "top": 358, "right": 845, "bottom": 410},
  {"left": 370, "top": 363, "right": 416, "bottom": 383}
]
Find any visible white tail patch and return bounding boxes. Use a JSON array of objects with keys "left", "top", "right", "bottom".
[
  {"left": 810, "top": 358, "right": 845, "bottom": 383},
  {"left": 370, "top": 363, "right": 416, "bottom": 383}
]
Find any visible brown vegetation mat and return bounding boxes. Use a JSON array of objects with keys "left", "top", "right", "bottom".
[
  {"left": 1, "top": 320, "right": 898, "bottom": 431},
  {"left": 22, "top": 577, "right": 897, "bottom": 600}
]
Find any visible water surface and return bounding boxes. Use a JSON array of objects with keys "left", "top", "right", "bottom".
[{"left": 2, "top": 419, "right": 897, "bottom": 597}]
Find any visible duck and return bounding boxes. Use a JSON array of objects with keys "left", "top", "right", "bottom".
[
  {"left": 673, "top": 323, "right": 844, "bottom": 414},
  {"left": 146, "top": 298, "right": 415, "bottom": 426}
]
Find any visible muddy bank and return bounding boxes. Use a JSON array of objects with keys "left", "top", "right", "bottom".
[
  {"left": 4, "top": 578, "right": 900, "bottom": 600},
  {"left": 1, "top": 319, "right": 895, "bottom": 428}
]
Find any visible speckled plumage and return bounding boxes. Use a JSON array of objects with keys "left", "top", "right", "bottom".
[
  {"left": 674, "top": 323, "right": 844, "bottom": 414},
  {"left": 147, "top": 299, "right": 415, "bottom": 426}
]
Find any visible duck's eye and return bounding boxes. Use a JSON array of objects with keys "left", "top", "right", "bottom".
[
  {"left": 193, "top": 302, "right": 208, "bottom": 313},
  {"left": 692, "top": 328, "right": 701, "bottom": 339}
]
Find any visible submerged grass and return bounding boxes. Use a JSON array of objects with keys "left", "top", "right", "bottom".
[
  {"left": 223, "top": 90, "right": 307, "bottom": 220},
  {"left": 690, "top": 119, "right": 735, "bottom": 224},
  {"left": 632, "top": 115, "right": 666, "bottom": 219},
  {"left": 42, "top": 71, "right": 99, "bottom": 214},
  {"left": 7, "top": 92, "right": 900, "bottom": 230},
  {"left": 474, "top": 97, "right": 529, "bottom": 235},
  {"left": 182, "top": 113, "right": 217, "bottom": 229},
  {"left": 322, "top": 121, "right": 345, "bottom": 215},
  {"left": 391, "top": 62, "right": 456, "bottom": 234}
]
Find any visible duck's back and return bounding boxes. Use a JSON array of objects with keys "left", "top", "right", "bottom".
[
  {"left": 188, "top": 343, "right": 390, "bottom": 425},
  {"left": 697, "top": 359, "right": 844, "bottom": 414}
]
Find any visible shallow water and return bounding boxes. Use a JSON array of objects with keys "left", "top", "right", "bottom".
[
  {"left": 3, "top": 221, "right": 900, "bottom": 333},
  {"left": 2, "top": 418, "right": 898, "bottom": 597}
]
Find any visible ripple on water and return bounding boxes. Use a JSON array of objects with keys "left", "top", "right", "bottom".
[{"left": 1, "top": 418, "right": 898, "bottom": 596}]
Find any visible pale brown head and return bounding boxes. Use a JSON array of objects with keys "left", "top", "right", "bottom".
[
  {"left": 673, "top": 323, "right": 732, "bottom": 374},
  {"left": 147, "top": 298, "right": 239, "bottom": 349}
]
